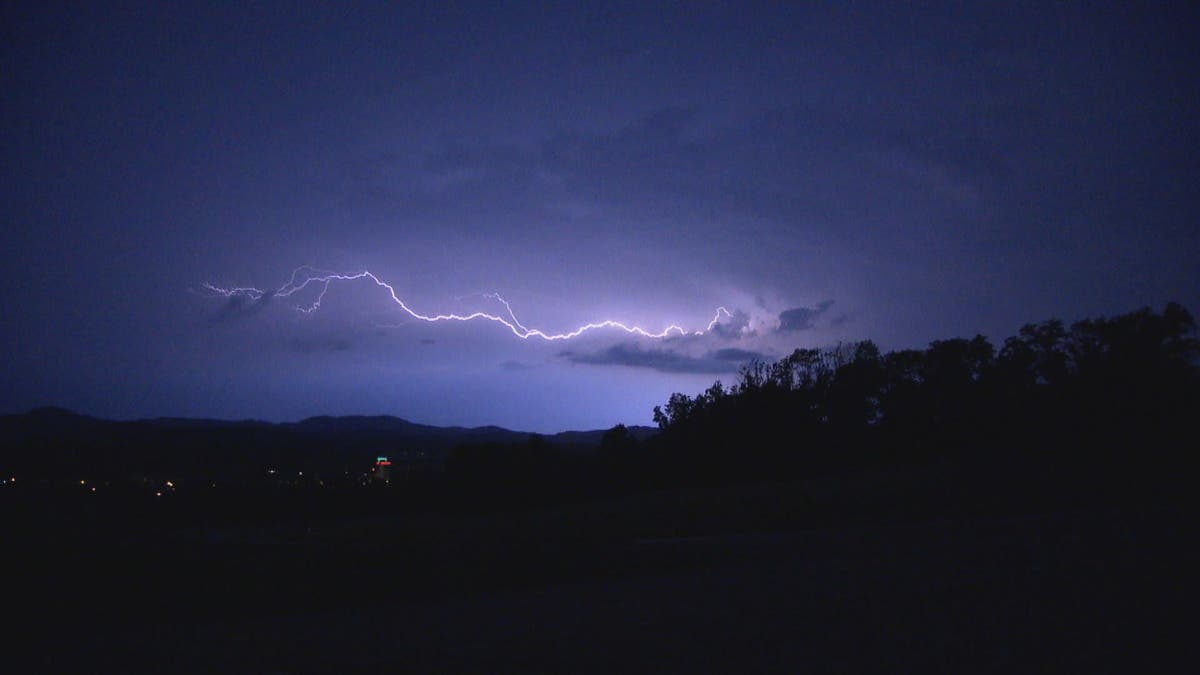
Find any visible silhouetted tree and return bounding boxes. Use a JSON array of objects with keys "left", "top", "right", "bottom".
[{"left": 647, "top": 303, "right": 1197, "bottom": 495}]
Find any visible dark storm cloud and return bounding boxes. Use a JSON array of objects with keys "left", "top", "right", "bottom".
[
  {"left": 541, "top": 106, "right": 701, "bottom": 171},
  {"left": 325, "top": 106, "right": 714, "bottom": 233},
  {"left": 778, "top": 300, "right": 835, "bottom": 332},
  {"left": 332, "top": 95, "right": 1002, "bottom": 259},
  {"left": 559, "top": 342, "right": 770, "bottom": 375}
]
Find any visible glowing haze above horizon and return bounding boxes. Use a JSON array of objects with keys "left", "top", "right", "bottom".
[{"left": 3, "top": 2, "right": 1197, "bottom": 432}]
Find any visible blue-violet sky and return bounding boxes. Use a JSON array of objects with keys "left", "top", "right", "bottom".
[{"left": 3, "top": 2, "right": 1197, "bottom": 431}]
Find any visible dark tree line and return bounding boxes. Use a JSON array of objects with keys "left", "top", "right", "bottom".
[
  {"left": 442, "top": 303, "right": 1196, "bottom": 513},
  {"left": 646, "top": 303, "right": 1198, "bottom": 495}
]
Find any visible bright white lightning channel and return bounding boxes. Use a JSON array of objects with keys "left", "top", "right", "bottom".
[{"left": 201, "top": 268, "right": 731, "bottom": 341}]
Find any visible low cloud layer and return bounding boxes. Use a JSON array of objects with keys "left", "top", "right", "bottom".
[
  {"left": 560, "top": 342, "right": 771, "bottom": 374},
  {"left": 555, "top": 297, "right": 841, "bottom": 374},
  {"left": 778, "top": 300, "right": 835, "bottom": 332}
]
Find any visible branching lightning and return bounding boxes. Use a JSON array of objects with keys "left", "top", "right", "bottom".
[{"left": 200, "top": 267, "right": 731, "bottom": 341}]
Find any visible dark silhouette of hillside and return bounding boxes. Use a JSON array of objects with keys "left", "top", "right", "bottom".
[
  {"left": 0, "top": 408, "right": 654, "bottom": 486},
  {"left": 638, "top": 302, "right": 1198, "bottom": 507},
  {"left": 422, "top": 302, "right": 1198, "bottom": 520}
]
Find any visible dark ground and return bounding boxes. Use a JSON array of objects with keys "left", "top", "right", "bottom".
[{"left": 10, "top": 472, "right": 1194, "bottom": 673}]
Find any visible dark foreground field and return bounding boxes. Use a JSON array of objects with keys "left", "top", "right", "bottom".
[{"left": 11, "top": 471, "right": 1193, "bottom": 673}]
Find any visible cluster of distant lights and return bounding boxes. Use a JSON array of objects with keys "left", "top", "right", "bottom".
[
  {"left": 63, "top": 478, "right": 181, "bottom": 496},
  {"left": 201, "top": 267, "right": 732, "bottom": 341},
  {"left": 7, "top": 456, "right": 406, "bottom": 496},
  {"left": 0, "top": 476, "right": 198, "bottom": 496}
]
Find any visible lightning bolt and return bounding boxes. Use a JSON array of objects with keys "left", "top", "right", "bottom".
[{"left": 199, "top": 267, "right": 731, "bottom": 341}]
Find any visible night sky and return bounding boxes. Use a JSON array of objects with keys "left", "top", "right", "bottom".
[{"left": 3, "top": 2, "right": 1197, "bottom": 432}]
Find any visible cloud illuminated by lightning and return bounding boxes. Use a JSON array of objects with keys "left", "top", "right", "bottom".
[{"left": 200, "top": 267, "right": 731, "bottom": 341}]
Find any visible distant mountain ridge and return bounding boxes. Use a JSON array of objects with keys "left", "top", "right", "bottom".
[
  {"left": 0, "top": 407, "right": 656, "bottom": 483},
  {"left": 6, "top": 406, "right": 655, "bottom": 445}
]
